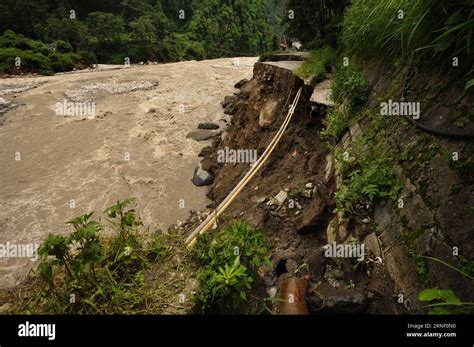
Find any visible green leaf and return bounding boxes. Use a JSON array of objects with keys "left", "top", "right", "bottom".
[
  {"left": 239, "top": 291, "right": 246, "bottom": 300},
  {"left": 37, "top": 260, "right": 54, "bottom": 283},
  {"left": 439, "top": 289, "right": 461, "bottom": 305},
  {"left": 419, "top": 288, "right": 461, "bottom": 306},
  {"left": 465, "top": 79, "right": 474, "bottom": 91},
  {"left": 419, "top": 288, "right": 442, "bottom": 301}
]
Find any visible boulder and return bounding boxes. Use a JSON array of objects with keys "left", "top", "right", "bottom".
[
  {"left": 197, "top": 122, "right": 220, "bottom": 130},
  {"left": 198, "top": 146, "right": 214, "bottom": 158},
  {"left": 224, "top": 102, "right": 239, "bottom": 116},
  {"left": 234, "top": 78, "right": 249, "bottom": 89},
  {"left": 221, "top": 95, "right": 238, "bottom": 108},
  {"left": 192, "top": 165, "right": 214, "bottom": 186},
  {"left": 259, "top": 99, "right": 279, "bottom": 128},
  {"left": 306, "top": 282, "right": 367, "bottom": 313},
  {"left": 267, "top": 191, "right": 288, "bottom": 207},
  {"left": 297, "top": 193, "right": 332, "bottom": 234},
  {"left": 307, "top": 247, "right": 327, "bottom": 277},
  {"left": 186, "top": 130, "right": 220, "bottom": 141}
]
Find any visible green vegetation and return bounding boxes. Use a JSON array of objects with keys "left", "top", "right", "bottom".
[
  {"left": 419, "top": 257, "right": 474, "bottom": 314},
  {"left": 335, "top": 152, "right": 402, "bottom": 216},
  {"left": 320, "top": 65, "right": 370, "bottom": 144},
  {"left": 188, "top": 0, "right": 277, "bottom": 58},
  {"left": 295, "top": 47, "right": 336, "bottom": 85},
  {"left": 265, "top": 0, "right": 289, "bottom": 38},
  {"left": 0, "top": 30, "right": 83, "bottom": 74},
  {"left": 320, "top": 108, "right": 350, "bottom": 144},
  {"left": 0, "top": 0, "right": 279, "bottom": 74},
  {"left": 400, "top": 228, "right": 428, "bottom": 282},
  {"left": 23, "top": 199, "right": 169, "bottom": 314},
  {"left": 419, "top": 289, "right": 474, "bottom": 314},
  {"left": 342, "top": 0, "right": 474, "bottom": 69},
  {"left": 331, "top": 65, "right": 370, "bottom": 109},
  {"left": 14, "top": 199, "right": 269, "bottom": 314},
  {"left": 192, "top": 221, "right": 269, "bottom": 313},
  {"left": 285, "top": 0, "right": 349, "bottom": 48},
  {"left": 319, "top": 60, "right": 402, "bottom": 219}
]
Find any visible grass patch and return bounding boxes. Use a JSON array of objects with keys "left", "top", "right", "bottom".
[
  {"left": 319, "top": 64, "right": 370, "bottom": 145},
  {"left": 342, "top": 0, "right": 474, "bottom": 70},
  {"left": 295, "top": 47, "right": 337, "bottom": 85}
]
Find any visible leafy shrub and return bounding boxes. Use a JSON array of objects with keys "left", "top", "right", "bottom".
[
  {"left": 419, "top": 289, "right": 473, "bottom": 314},
  {"left": 192, "top": 221, "right": 269, "bottom": 313},
  {"left": 0, "top": 47, "right": 53, "bottom": 74},
  {"left": 0, "top": 30, "right": 46, "bottom": 52},
  {"left": 0, "top": 31, "right": 85, "bottom": 74},
  {"left": 30, "top": 198, "right": 168, "bottom": 314},
  {"left": 196, "top": 256, "right": 255, "bottom": 311},
  {"left": 331, "top": 66, "right": 370, "bottom": 108},
  {"left": 335, "top": 154, "right": 402, "bottom": 216},
  {"left": 320, "top": 108, "right": 351, "bottom": 144},
  {"left": 78, "top": 50, "right": 97, "bottom": 65},
  {"left": 49, "top": 52, "right": 78, "bottom": 72},
  {"left": 54, "top": 40, "right": 73, "bottom": 53}
]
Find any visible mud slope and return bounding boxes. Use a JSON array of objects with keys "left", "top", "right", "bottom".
[{"left": 197, "top": 61, "right": 399, "bottom": 314}]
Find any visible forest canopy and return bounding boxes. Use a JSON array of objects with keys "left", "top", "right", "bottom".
[{"left": 0, "top": 0, "right": 282, "bottom": 74}]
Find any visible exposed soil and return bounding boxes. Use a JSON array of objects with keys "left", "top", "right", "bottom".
[{"left": 198, "top": 61, "right": 401, "bottom": 314}]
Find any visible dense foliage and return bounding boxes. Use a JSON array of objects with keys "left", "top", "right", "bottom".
[
  {"left": 0, "top": 30, "right": 84, "bottom": 74},
  {"left": 285, "top": 0, "right": 473, "bottom": 88},
  {"left": 192, "top": 221, "right": 269, "bottom": 313},
  {"left": 342, "top": 0, "right": 474, "bottom": 69},
  {"left": 27, "top": 199, "right": 169, "bottom": 314},
  {"left": 0, "top": 0, "right": 279, "bottom": 73},
  {"left": 285, "top": 0, "right": 349, "bottom": 48}
]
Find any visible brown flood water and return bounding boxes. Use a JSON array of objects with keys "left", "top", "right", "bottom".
[{"left": 0, "top": 57, "right": 257, "bottom": 288}]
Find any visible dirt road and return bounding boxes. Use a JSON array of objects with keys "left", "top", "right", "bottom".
[{"left": 0, "top": 57, "right": 257, "bottom": 288}]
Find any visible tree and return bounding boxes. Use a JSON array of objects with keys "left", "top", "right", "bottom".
[
  {"left": 40, "top": 17, "right": 87, "bottom": 50},
  {"left": 130, "top": 16, "right": 157, "bottom": 46},
  {"left": 285, "top": 0, "right": 348, "bottom": 47},
  {"left": 86, "top": 12, "right": 125, "bottom": 44}
]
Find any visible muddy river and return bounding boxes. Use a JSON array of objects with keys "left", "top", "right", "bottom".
[{"left": 0, "top": 57, "right": 257, "bottom": 288}]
